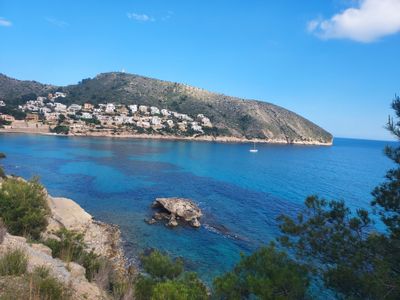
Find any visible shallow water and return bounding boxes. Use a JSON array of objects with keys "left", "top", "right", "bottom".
[{"left": 0, "top": 134, "right": 395, "bottom": 283}]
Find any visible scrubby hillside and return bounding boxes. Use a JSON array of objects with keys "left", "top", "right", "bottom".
[{"left": 0, "top": 72, "right": 333, "bottom": 144}]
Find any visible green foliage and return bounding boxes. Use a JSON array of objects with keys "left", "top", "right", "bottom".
[
  {"left": 0, "top": 119, "right": 11, "bottom": 126},
  {"left": 277, "top": 196, "right": 388, "bottom": 299},
  {"left": 83, "top": 118, "right": 100, "bottom": 125},
  {"left": 277, "top": 96, "right": 400, "bottom": 299},
  {"left": 372, "top": 97, "right": 400, "bottom": 239},
  {"left": 58, "top": 114, "right": 66, "bottom": 124},
  {"left": 0, "top": 106, "right": 26, "bottom": 120},
  {"left": 0, "top": 152, "right": 5, "bottom": 179},
  {"left": 213, "top": 244, "right": 309, "bottom": 300},
  {"left": 44, "top": 228, "right": 85, "bottom": 262},
  {"left": 30, "top": 266, "right": 70, "bottom": 300},
  {"left": 44, "top": 228, "right": 104, "bottom": 282},
  {"left": 51, "top": 125, "right": 69, "bottom": 134},
  {"left": 81, "top": 250, "right": 103, "bottom": 281},
  {"left": 151, "top": 281, "right": 191, "bottom": 300},
  {"left": 0, "top": 177, "right": 49, "bottom": 240},
  {"left": 239, "top": 115, "right": 253, "bottom": 132},
  {"left": 135, "top": 250, "right": 208, "bottom": 300},
  {"left": 141, "top": 250, "right": 184, "bottom": 280},
  {"left": 0, "top": 249, "right": 28, "bottom": 276}
]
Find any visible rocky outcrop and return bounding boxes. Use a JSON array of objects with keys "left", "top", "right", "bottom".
[
  {"left": 0, "top": 233, "right": 108, "bottom": 300},
  {"left": 46, "top": 196, "right": 127, "bottom": 274},
  {"left": 149, "top": 197, "right": 202, "bottom": 228}
]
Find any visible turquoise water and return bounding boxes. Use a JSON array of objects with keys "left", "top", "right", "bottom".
[{"left": 0, "top": 134, "right": 395, "bottom": 282}]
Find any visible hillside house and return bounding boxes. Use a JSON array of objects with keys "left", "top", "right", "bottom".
[{"left": 25, "top": 113, "right": 39, "bottom": 122}]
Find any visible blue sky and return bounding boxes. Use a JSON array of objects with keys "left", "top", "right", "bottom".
[{"left": 1, "top": 0, "right": 400, "bottom": 140}]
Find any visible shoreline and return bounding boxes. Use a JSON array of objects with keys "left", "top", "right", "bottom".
[{"left": 0, "top": 128, "right": 333, "bottom": 146}]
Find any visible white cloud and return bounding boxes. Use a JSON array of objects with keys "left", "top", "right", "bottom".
[
  {"left": 0, "top": 17, "right": 12, "bottom": 27},
  {"left": 127, "top": 12, "right": 155, "bottom": 22},
  {"left": 46, "top": 17, "right": 69, "bottom": 28},
  {"left": 308, "top": 0, "right": 400, "bottom": 42}
]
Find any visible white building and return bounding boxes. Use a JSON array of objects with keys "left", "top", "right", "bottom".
[
  {"left": 139, "top": 105, "right": 148, "bottom": 113},
  {"left": 129, "top": 105, "right": 138, "bottom": 113},
  {"left": 151, "top": 116, "right": 162, "bottom": 125},
  {"left": 105, "top": 103, "right": 115, "bottom": 113},
  {"left": 54, "top": 103, "right": 67, "bottom": 112},
  {"left": 150, "top": 106, "right": 160, "bottom": 115},
  {"left": 191, "top": 122, "right": 204, "bottom": 133},
  {"left": 161, "top": 109, "right": 170, "bottom": 117},
  {"left": 68, "top": 104, "right": 82, "bottom": 112},
  {"left": 81, "top": 112, "right": 93, "bottom": 119},
  {"left": 54, "top": 92, "right": 67, "bottom": 98},
  {"left": 40, "top": 107, "right": 52, "bottom": 114},
  {"left": 197, "top": 114, "right": 212, "bottom": 127},
  {"left": 166, "top": 120, "right": 174, "bottom": 128},
  {"left": 0, "top": 100, "right": 6, "bottom": 107}
]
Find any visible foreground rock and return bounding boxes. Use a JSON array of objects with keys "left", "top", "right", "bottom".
[
  {"left": 46, "top": 196, "right": 127, "bottom": 275},
  {"left": 149, "top": 198, "right": 202, "bottom": 228},
  {"left": 0, "top": 233, "right": 107, "bottom": 300}
]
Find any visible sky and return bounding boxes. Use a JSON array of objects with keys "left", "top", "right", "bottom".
[{"left": 1, "top": 0, "right": 400, "bottom": 141}]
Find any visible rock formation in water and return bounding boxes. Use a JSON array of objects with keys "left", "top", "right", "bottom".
[{"left": 148, "top": 197, "right": 202, "bottom": 228}]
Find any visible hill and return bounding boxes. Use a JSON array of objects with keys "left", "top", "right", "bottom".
[{"left": 0, "top": 72, "right": 332, "bottom": 144}]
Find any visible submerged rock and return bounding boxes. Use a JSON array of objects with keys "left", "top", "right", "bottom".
[{"left": 150, "top": 197, "right": 202, "bottom": 228}]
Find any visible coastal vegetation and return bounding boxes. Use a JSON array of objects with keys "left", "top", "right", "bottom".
[
  {"left": 0, "top": 248, "right": 27, "bottom": 276},
  {"left": 0, "top": 153, "right": 5, "bottom": 179},
  {"left": 0, "top": 177, "right": 49, "bottom": 240},
  {"left": 213, "top": 244, "right": 310, "bottom": 299},
  {"left": 135, "top": 250, "right": 208, "bottom": 300},
  {"left": 50, "top": 124, "right": 69, "bottom": 134}
]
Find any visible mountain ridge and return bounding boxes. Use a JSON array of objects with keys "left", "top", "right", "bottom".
[{"left": 0, "top": 72, "right": 333, "bottom": 144}]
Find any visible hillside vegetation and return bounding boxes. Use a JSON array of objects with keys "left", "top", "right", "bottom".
[{"left": 0, "top": 72, "right": 332, "bottom": 144}]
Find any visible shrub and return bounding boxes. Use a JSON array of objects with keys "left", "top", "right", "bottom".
[
  {"left": 81, "top": 250, "right": 102, "bottom": 281},
  {"left": 140, "top": 250, "right": 183, "bottom": 280},
  {"left": 0, "top": 153, "right": 5, "bottom": 179},
  {"left": 213, "top": 244, "right": 310, "bottom": 300},
  {"left": 44, "top": 228, "right": 104, "bottom": 282},
  {"left": 135, "top": 250, "right": 208, "bottom": 300},
  {"left": 44, "top": 228, "right": 85, "bottom": 263},
  {"left": 151, "top": 281, "right": 190, "bottom": 300},
  {"left": 29, "top": 266, "right": 70, "bottom": 300},
  {"left": 0, "top": 177, "right": 49, "bottom": 240},
  {"left": 0, "top": 166, "right": 5, "bottom": 179},
  {"left": 51, "top": 125, "right": 69, "bottom": 134},
  {"left": 0, "top": 248, "right": 28, "bottom": 276},
  {"left": 0, "top": 219, "right": 6, "bottom": 244}
]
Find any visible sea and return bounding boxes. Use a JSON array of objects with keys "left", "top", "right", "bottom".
[{"left": 0, "top": 134, "right": 395, "bottom": 284}]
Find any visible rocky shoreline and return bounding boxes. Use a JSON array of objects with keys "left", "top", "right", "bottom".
[
  {"left": 0, "top": 180, "right": 129, "bottom": 300},
  {"left": 0, "top": 127, "right": 333, "bottom": 146}
]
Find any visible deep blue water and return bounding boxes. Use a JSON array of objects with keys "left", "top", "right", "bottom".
[{"left": 0, "top": 134, "right": 395, "bottom": 283}]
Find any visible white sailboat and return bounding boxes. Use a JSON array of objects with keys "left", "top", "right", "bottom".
[{"left": 249, "top": 142, "right": 258, "bottom": 153}]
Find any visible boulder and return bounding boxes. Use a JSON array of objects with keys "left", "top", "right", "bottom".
[
  {"left": 167, "top": 215, "right": 178, "bottom": 227},
  {"left": 151, "top": 198, "right": 202, "bottom": 228}
]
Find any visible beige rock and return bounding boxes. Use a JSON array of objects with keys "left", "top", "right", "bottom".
[
  {"left": 152, "top": 197, "right": 202, "bottom": 228},
  {"left": 0, "top": 233, "right": 108, "bottom": 300},
  {"left": 31, "top": 243, "right": 52, "bottom": 256},
  {"left": 46, "top": 196, "right": 127, "bottom": 276}
]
